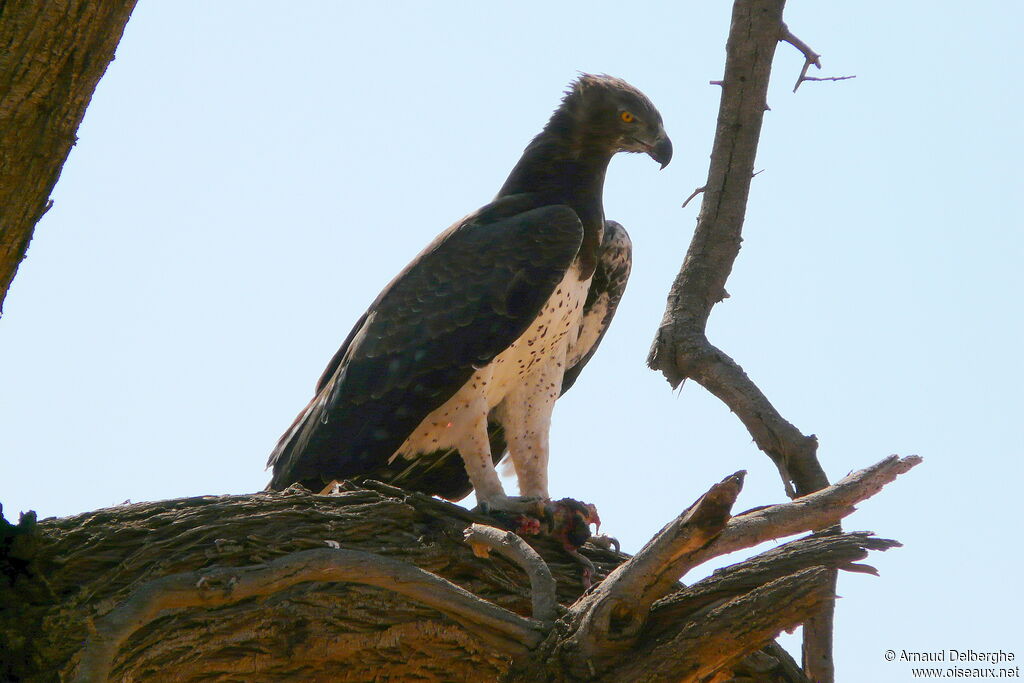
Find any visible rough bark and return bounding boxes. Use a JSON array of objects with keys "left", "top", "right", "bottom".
[
  {"left": 2, "top": 483, "right": 617, "bottom": 682},
  {"left": 1, "top": 458, "right": 917, "bottom": 682},
  {"left": 0, "top": 0, "right": 138, "bottom": 316}
]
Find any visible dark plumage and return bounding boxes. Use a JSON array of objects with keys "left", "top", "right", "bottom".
[{"left": 268, "top": 74, "right": 671, "bottom": 509}]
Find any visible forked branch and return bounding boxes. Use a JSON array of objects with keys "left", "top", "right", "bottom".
[
  {"left": 611, "top": 567, "right": 833, "bottom": 683},
  {"left": 534, "top": 455, "right": 918, "bottom": 680},
  {"left": 780, "top": 22, "right": 856, "bottom": 92}
]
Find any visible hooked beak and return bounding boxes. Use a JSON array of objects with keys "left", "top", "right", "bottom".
[{"left": 649, "top": 131, "right": 673, "bottom": 169}]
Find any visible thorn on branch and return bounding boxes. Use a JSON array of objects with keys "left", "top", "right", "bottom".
[
  {"left": 779, "top": 22, "right": 820, "bottom": 94},
  {"left": 684, "top": 170, "right": 763, "bottom": 210},
  {"left": 779, "top": 22, "right": 853, "bottom": 93},
  {"left": 589, "top": 533, "right": 620, "bottom": 554},
  {"left": 682, "top": 186, "right": 706, "bottom": 208}
]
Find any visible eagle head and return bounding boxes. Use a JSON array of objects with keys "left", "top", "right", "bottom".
[{"left": 564, "top": 73, "right": 673, "bottom": 169}]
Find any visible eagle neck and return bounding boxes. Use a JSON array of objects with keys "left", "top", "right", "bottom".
[{"left": 498, "top": 137, "right": 611, "bottom": 279}]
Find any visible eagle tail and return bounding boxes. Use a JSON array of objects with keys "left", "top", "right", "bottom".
[{"left": 265, "top": 389, "right": 329, "bottom": 491}]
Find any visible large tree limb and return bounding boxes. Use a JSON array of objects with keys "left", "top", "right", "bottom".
[
  {"left": 73, "top": 547, "right": 545, "bottom": 682},
  {"left": 0, "top": 0, "right": 138, "bottom": 315},
  {"left": 648, "top": 530, "right": 901, "bottom": 637},
  {"left": 4, "top": 460, "right": 912, "bottom": 681},
  {"left": 609, "top": 567, "right": 833, "bottom": 683}
]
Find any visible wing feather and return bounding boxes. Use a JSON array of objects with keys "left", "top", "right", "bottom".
[
  {"left": 268, "top": 194, "right": 583, "bottom": 491},
  {"left": 560, "top": 220, "right": 632, "bottom": 393}
]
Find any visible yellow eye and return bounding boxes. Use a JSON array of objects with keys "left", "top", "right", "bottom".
[{"left": 620, "top": 111, "right": 635, "bottom": 123}]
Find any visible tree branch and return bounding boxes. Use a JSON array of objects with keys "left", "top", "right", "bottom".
[
  {"left": 464, "top": 523, "right": 559, "bottom": 623},
  {"left": 779, "top": 22, "right": 855, "bottom": 92},
  {"left": 679, "top": 455, "right": 920, "bottom": 578},
  {"left": 74, "top": 547, "right": 545, "bottom": 682},
  {"left": 646, "top": 3, "right": 854, "bottom": 677},
  {"left": 608, "top": 567, "right": 834, "bottom": 683},
  {"left": 648, "top": 530, "right": 901, "bottom": 635},
  {"left": 519, "top": 455, "right": 918, "bottom": 681},
  {"left": 592, "top": 471, "right": 745, "bottom": 622}
]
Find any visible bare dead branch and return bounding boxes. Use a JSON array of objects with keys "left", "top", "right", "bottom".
[
  {"left": 646, "top": 4, "right": 847, "bottom": 675},
  {"left": 668, "top": 336, "right": 825, "bottom": 496},
  {"left": 779, "top": 22, "right": 821, "bottom": 92},
  {"left": 464, "top": 523, "right": 558, "bottom": 623},
  {"left": 780, "top": 22, "right": 855, "bottom": 92},
  {"left": 678, "top": 455, "right": 920, "bottom": 578},
  {"left": 608, "top": 567, "right": 834, "bottom": 683},
  {"left": 645, "top": 0, "right": 831, "bottom": 496},
  {"left": 603, "top": 471, "right": 745, "bottom": 608},
  {"left": 802, "top": 75, "right": 857, "bottom": 85},
  {"left": 648, "top": 530, "right": 900, "bottom": 634},
  {"left": 523, "top": 456, "right": 917, "bottom": 682},
  {"left": 74, "top": 547, "right": 545, "bottom": 682}
]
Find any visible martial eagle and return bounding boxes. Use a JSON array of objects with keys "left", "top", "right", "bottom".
[{"left": 268, "top": 74, "right": 671, "bottom": 515}]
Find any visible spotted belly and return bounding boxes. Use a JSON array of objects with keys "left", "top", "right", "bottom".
[{"left": 393, "top": 265, "right": 592, "bottom": 460}]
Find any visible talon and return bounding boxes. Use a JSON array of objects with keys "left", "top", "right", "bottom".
[
  {"left": 589, "top": 533, "right": 621, "bottom": 553},
  {"left": 475, "top": 495, "right": 549, "bottom": 535},
  {"left": 563, "top": 546, "right": 597, "bottom": 589}
]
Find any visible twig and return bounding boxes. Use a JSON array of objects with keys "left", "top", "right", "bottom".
[
  {"left": 682, "top": 186, "right": 706, "bottom": 208},
  {"left": 464, "top": 523, "right": 558, "bottom": 623},
  {"left": 802, "top": 75, "right": 856, "bottom": 85},
  {"left": 779, "top": 22, "right": 821, "bottom": 93},
  {"left": 74, "top": 547, "right": 544, "bottom": 682},
  {"left": 780, "top": 22, "right": 854, "bottom": 92},
  {"left": 684, "top": 172, "right": 761, "bottom": 209}
]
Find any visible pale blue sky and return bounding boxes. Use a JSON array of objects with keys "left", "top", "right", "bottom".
[{"left": 2, "top": 2, "right": 1021, "bottom": 679}]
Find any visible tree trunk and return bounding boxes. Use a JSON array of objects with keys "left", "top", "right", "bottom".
[{"left": 0, "top": 0, "right": 138, "bottom": 316}]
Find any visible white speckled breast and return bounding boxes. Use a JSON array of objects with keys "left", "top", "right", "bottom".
[{"left": 394, "top": 265, "right": 591, "bottom": 459}]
